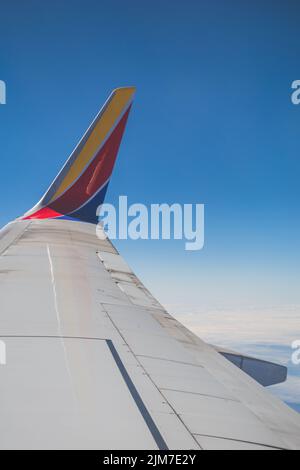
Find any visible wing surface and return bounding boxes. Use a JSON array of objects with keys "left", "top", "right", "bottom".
[{"left": 0, "top": 219, "right": 300, "bottom": 450}]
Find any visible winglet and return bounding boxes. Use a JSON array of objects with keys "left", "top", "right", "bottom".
[{"left": 23, "top": 87, "right": 135, "bottom": 224}]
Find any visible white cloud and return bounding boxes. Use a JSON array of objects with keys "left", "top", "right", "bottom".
[
  {"left": 271, "top": 376, "right": 300, "bottom": 405},
  {"left": 172, "top": 305, "right": 300, "bottom": 408},
  {"left": 173, "top": 305, "right": 300, "bottom": 349}
]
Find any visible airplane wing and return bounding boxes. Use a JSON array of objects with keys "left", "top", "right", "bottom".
[
  {"left": 1, "top": 88, "right": 300, "bottom": 450},
  {"left": 211, "top": 345, "right": 288, "bottom": 387}
]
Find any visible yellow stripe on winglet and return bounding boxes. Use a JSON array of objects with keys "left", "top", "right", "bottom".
[{"left": 50, "top": 87, "right": 135, "bottom": 202}]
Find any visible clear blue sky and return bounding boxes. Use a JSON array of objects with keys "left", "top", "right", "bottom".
[{"left": 0, "top": 0, "right": 300, "bottom": 406}]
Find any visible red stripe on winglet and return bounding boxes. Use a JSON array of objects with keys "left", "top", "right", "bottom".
[
  {"left": 48, "top": 106, "right": 131, "bottom": 215},
  {"left": 23, "top": 207, "right": 62, "bottom": 220}
]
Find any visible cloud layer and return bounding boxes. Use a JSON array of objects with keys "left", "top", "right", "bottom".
[{"left": 172, "top": 305, "right": 300, "bottom": 410}]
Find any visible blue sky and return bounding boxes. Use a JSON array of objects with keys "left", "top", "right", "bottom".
[{"left": 0, "top": 0, "right": 300, "bottom": 408}]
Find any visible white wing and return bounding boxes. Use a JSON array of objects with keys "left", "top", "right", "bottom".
[{"left": 0, "top": 219, "right": 300, "bottom": 450}]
